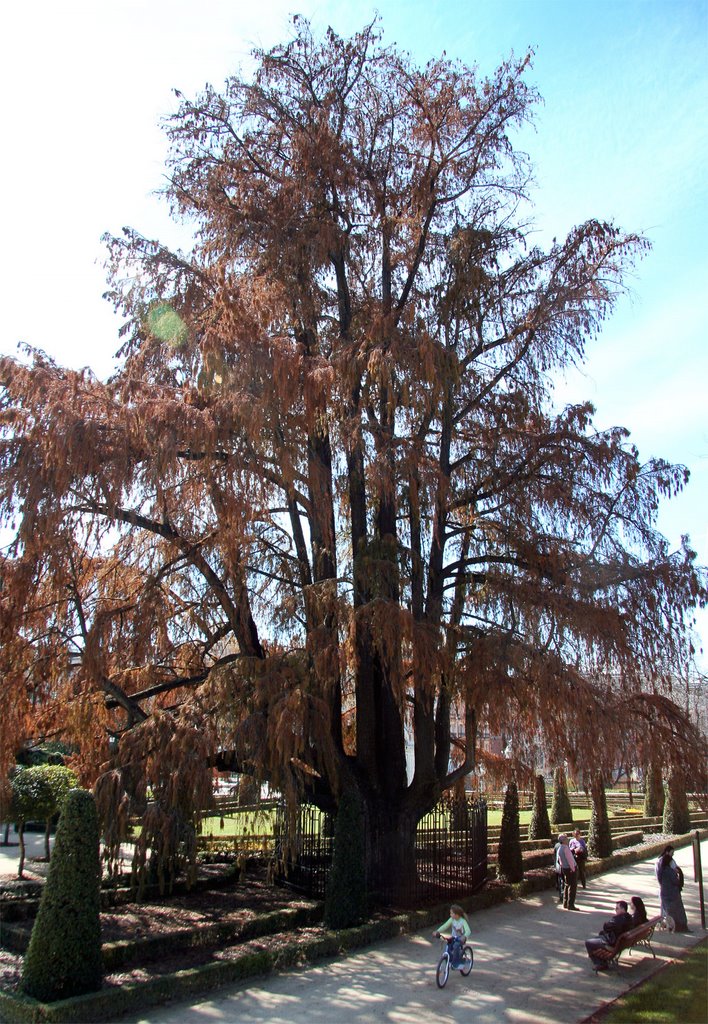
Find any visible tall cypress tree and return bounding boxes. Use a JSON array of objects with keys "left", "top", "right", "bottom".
[
  {"left": 498, "top": 780, "right": 524, "bottom": 883},
  {"left": 550, "top": 766, "right": 573, "bottom": 825},
  {"left": 21, "top": 789, "right": 102, "bottom": 1002},
  {"left": 0, "top": 19, "right": 704, "bottom": 904},
  {"left": 663, "top": 766, "right": 691, "bottom": 835},
  {"left": 643, "top": 762, "right": 665, "bottom": 818},
  {"left": 528, "top": 774, "right": 552, "bottom": 840},
  {"left": 587, "top": 771, "right": 612, "bottom": 859}
]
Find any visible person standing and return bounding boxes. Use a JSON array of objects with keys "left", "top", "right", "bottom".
[
  {"left": 553, "top": 834, "right": 564, "bottom": 903},
  {"left": 555, "top": 833, "right": 578, "bottom": 909},
  {"left": 656, "top": 845, "right": 689, "bottom": 931},
  {"left": 569, "top": 828, "right": 588, "bottom": 889}
]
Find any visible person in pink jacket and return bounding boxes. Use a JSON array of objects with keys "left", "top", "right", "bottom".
[{"left": 555, "top": 834, "right": 578, "bottom": 909}]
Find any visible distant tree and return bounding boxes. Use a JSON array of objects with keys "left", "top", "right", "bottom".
[
  {"left": 550, "top": 767, "right": 573, "bottom": 826},
  {"left": 15, "top": 742, "right": 71, "bottom": 768},
  {"left": 498, "top": 780, "right": 524, "bottom": 883},
  {"left": 21, "top": 789, "right": 102, "bottom": 1002},
  {"left": 663, "top": 766, "right": 691, "bottom": 835},
  {"left": 236, "top": 775, "right": 261, "bottom": 806},
  {"left": 324, "top": 786, "right": 367, "bottom": 928},
  {"left": 9, "top": 765, "right": 77, "bottom": 877},
  {"left": 643, "top": 762, "right": 665, "bottom": 818},
  {"left": 450, "top": 782, "right": 471, "bottom": 833},
  {"left": 0, "top": 19, "right": 706, "bottom": 897},
  {"left": 40, "top": 765, "right": 78, "bottom": 859},
  {"left": 587, "top": 771, "right": 612, "bottom": 859},
  {"left": 528, "top": 774, "right": 552, "bottom": 840}
]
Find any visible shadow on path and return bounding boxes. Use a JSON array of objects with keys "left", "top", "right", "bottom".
[{"left": 114, "top": 840, "right": 705, "bottom": 1024}]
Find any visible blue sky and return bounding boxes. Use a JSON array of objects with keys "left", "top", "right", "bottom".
[{"left": 1, "top": 0, "right": 706, "bottom": 659}]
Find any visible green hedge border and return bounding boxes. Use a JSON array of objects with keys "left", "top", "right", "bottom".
[
  {"left": 1, "top": 830, "right": 704, "bottom": 1024},
  {"left": 2, "top": 903, "right": 324, "bottom": 968}
]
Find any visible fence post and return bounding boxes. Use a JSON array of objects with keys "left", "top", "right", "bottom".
[{"left": 692, "top": 829, "right": 705, "bottom": 930}]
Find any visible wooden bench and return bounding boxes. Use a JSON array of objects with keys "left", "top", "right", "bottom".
[{"left": 592, "top": 915, "right": 661, "bottom": 972}]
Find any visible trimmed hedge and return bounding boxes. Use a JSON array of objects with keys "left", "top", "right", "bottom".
[
  {"left": 20, "top": 790, "right": 102, "bottom": 1002},
  {"left": 663, "top": 767, "right": 691, "bottom": 835},
  {"left": 0, "top": 883, "right": 519, "bottom": 1023},
  {"left": 587, "top": 772, "right": 612, "bottom": 859},
  {"left": 528, "top": 775, "right": 552, "bottom": 841},
  {"left": 550, "top": 767, "right": 573, "bottom": 826},
  {"left": 497, "top": 781, "right": 524, "bottom": 883},
  {"left": 1, "top": 902, "right": 324, "bottom": 967}
]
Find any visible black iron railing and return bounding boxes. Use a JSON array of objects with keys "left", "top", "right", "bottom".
[{"left": 274, "top": 796, "right": 487, "bottom": 907}]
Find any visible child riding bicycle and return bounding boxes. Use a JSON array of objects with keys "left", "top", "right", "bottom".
[{"left": 433, "top": 904, "right": 471, "bottom": 968}]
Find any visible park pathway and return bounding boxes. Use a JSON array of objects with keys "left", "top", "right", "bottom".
[
  {"left": 113, "top": 839, "right": 707, "bottom": 1024},
  {"left": 2, "top": 831, "right": 705, "bottom": 1023}
]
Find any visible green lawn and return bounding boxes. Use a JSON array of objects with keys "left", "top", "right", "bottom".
[
  {"left": 602, "top": 941, "right": 707, "bottom": 1024},
  {"left": 488, "top": 806, "right": 593, "bottom": 827},
  {"left": 199, "top": 795, "right": 647, "bottom": 838},
  {"left": 200, "top": 806, "right": 277, "bottom": 837},
  {"left": 202, "top": 804, "right": 617, "bottom": 834}
]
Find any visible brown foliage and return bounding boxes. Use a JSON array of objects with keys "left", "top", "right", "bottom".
[{"left": 0, "top": 20, "right": 705, "bottom": 880}]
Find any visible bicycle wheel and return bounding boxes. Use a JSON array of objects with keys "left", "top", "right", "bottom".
[
  {"left": 436, "top": 954, "right": 450, "bottom": 988},
  {"left": 460, "top": 944, "right": 474, "bottom": 976}
]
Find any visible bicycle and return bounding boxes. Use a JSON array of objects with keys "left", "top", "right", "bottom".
[{"left": 435, "top": 935, "right": 473, "bottom": 988}]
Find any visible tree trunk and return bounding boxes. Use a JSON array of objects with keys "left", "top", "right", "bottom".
[
  {"left": 18, "top": 823, "right": 26, "bottom": 878},
  {"left": 363, "top": 798, "right": 419, "bottom": 903}
]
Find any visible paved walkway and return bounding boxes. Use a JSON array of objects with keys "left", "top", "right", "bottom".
[
  {"left": 0, "top": 827, "right": 133, "bottom": 880},
  {"left": 122, "top": 840, "right": 706, "bottom": 1024},
  {"left": 0, "top": 829, "right": 50, "bottom": 878},
  {"left": 2, "top": 832, "right": 706, "bottom": 1023}
]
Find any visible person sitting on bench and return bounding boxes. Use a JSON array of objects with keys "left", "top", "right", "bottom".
[
  {"left": 629, "top": 895, "right": 648, "bottom": 927},
  {"left": 585, "top": 899, "right": 633, "bottom": 970}
]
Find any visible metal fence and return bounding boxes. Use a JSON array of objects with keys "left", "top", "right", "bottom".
[
  {"left": 274, "top": 796, "right": 487, "bottom": 907},
  {"left": 273, "top": 803, "right": 333, "bottom": 899}
]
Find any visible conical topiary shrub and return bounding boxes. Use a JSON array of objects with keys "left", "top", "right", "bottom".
[
  {"left": 497, "top": 780, "right": 524, "bottom": 883},
  {"left": 663, "top": 766, "right": 691, "bottom": 835},
  {"left": 528, "top": 774, "right": 552, "bottom": 840},
  {"left": 643, "top": 762, "right": 665, "bottom": 818},
  {"left": 324, "top": 786, "right": 367, "bottom": 929},
  {"left": 21, "top": 789, "right": 102, "bottom": 1002},
  {"left": 587, "top": 771, "right": 612, "bottom": 859},
  {"left": 550, "top": 766, "right": 573, "bottom": 826}
]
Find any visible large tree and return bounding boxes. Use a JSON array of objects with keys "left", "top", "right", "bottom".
[{"left": 0, "top": 20, "right": 705, "bottom": 892}]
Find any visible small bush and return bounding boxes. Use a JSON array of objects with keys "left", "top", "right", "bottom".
[
  {"left": 497, "top": 780, "right": 524, "bottom": 883},
  {"left": 21, "top": 789, "right": 103, "bottom": 1002},
  {"left": 663, "top": 766, "right": 691, "bottom": 835},
  {"left": 528, "top": 774, "right": 552, "bottom": 840},
  {"left": 643, "top": 762, "right": 665, "bottom": 818},
  {"left": 587, "top": 771, "right": 612, "bottom": 859},
  {"left": 9, "top": 764, "right": 78, "bottom": 873},
  {"left": 550, "top": 766, "right": 573, "bottom": 825},
  {"left": 323, "top": 786, "right": 367, "bottom": 929}
]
